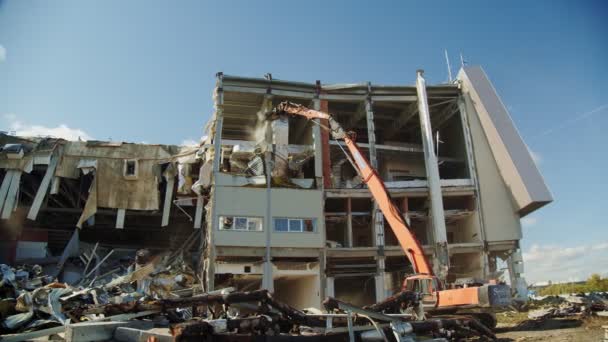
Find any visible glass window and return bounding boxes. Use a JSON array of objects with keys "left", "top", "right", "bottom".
[
  {"left": 274, "top": 218, "right": 288, "bottom": 232},
  {"left": 235, "top": 217, "right": 247, "bottom": 230},
  {"left": 220, "top": 216, "right": 234, "bottom": 230},
  {"left": 247, "top": 217, "right": 262, "bottom": 231},
  {"left": 274, "top": 218, "right": 315, "bottom": 233},
  {"left": 288, "top": 219, "right": 302, "bottom": 232},
  {"left": 303, "top": 219, "right": 314, "bottom": 232},
  {"left": 219, "top": 216, "right": 262, "bottom": 231}
]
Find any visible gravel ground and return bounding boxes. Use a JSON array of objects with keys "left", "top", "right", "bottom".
[{"left": 491, "top": 316, "right": 608, "bottom": 341}]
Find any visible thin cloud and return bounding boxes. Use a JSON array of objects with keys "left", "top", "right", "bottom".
[
  {"left": 521, "top": 216, "right": 538, "bottom": 228},
  {"left": 523, "top": 241, "right": 608, "bottom": 284},
  {"left": 3, "top": 114, "right": 92, "bottom": 141},
  {"left": 535, "top": 103, "right": 608, "bottom": 139},
  {"left": 0, "top": 44, "right": 5, "bottom": 62},
  {"left": 180, "top": 138, "right": 199, "bottom": 147}
]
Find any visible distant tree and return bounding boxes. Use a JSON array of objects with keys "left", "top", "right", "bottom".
[{"left": 538, "top": 274, "right": 608, "bottom": 296}]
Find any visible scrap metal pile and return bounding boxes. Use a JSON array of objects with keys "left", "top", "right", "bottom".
[{"left": 0, "top": 243, "right": 497, "bottom": 342}]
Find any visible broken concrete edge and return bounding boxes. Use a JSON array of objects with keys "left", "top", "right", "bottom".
[{"left": 0, "top": 310, "right": 159, "bottom": 342}]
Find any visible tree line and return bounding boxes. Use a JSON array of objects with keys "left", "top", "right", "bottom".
[{"left": 538, "top": 274, "right": 608, "bottom": 296}]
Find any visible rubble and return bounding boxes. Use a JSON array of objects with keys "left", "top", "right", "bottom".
[
  {"left": 525, "top": 292, "right": 608, "bottom": 321},
  {"left": 0, "top": 246, "right": 499, "bottom": 341}
]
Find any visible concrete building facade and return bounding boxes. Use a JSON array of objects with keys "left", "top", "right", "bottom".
[
  {"left": 0, "top": 66, "right": 551, "bottom": 310},
  {"left": 199, "top": 66, "right": 552, "bottom": 309}
]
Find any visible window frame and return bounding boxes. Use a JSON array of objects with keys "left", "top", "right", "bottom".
[
  {"left": 273, "top": 217, "right": 316, "bottom": 233},
  {"left": 218, "top": 216, "right": 263, "bottom": 232}
]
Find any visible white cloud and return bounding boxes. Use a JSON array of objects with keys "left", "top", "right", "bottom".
[
  {"left": 0, "top": 45, "right": 6, "bottom": 62},
  {"left": 180, "top": 139, "right": 199, "bottom": 147},
  {"left": 523, "top": 241, "right": 608, "bottom": 284},
  {"left": 3, "top": 114, "right": 92, "bottom": 141},
  {"left": 180, "top": 136, "right": 207, "bottom": 146},
  {"left": 521, "top": 216, "right": 538, "bottom": 228},
  {"left": 591, "top": 242, "right": 608, "bottom": 251}
]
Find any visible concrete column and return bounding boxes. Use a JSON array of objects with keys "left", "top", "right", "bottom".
[
  {"left": 326, "top": 276, "right": 335, "bottom": 297},
  {"left": 312, "top": 98, "right": 324, "bottom": 186},
  {"left": 415, "top": 70, "right": 449, "bottom": 281},
  {"left": 262, "top": 95, "right": 275, "bottom": 292},
  {"left": 205, "top": 72, "right": 225, "bottom": 292},
  {"left": 375, "top": 256, "right": 386, "bottom": 301},
  {"left": 507, "top": 248, "right": 528, "bottom": 301},
  {"left": 364, "top": 83, "right": 378, "bottom": 169},
  {"left": 319, "top": 100, "right": 332, "bottom": 188},
  {"left": 346, "top": 198, "right": 353, "bottom": 248}
]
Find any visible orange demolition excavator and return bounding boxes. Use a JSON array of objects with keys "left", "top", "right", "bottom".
[{"left": 269, "top": 101, "right": 511, "bottom": 326}]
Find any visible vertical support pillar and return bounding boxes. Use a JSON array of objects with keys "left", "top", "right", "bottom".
[
  {"left": 458, "top": 97, "right": 489, "bottom": 277},
  {"left": 508, "top": 248, "right": 527, "bottom": 301},
  {"left": 28, "top": 154, "right": 59, "bottom": 220},
  {"left": 115, "top": 209, "right": 126, "bottom": 229},
  {"left": 193, "top": 195, "right": 203, "bottom": 229},
  {"left": 375, "top": 257, "right": 386, "bottom": 302},
  {"left": 262, "top": 95, "right": 274, "bottom": 292},
  {"left": 206, "top": 72, "right": 225, "bottom": 292},
  {"left": 346, "top": 198, "right": 353, "bottom": 248},
  {"left": 161, "top": 165, "right": 175, "bottom": 227},
  {"left": 326, "top": 276, "right": 335, "bottom": 297},
  {"left": 1, "top": 170, "right": 21, "bottom": 219},
  {"left": 365, "top": 83, "right": 386, "bottom": 300},
  {"left": 364, "top": 83, "right": 378, "bottom": 169},
  {"left": 319, "top": 99, "right": 332, "bottom": 188},
  {"left": 312, "top": 97, "right": 324, "bottom": 186},
  {"left": 0, "top": 170, "right": 16, "bottom": 214},
  {"left": 416, "top": 70, "right": 449, "bottom": 281},
  {"left": 319, "top": 250, "right": 326, "bottom": 308}
]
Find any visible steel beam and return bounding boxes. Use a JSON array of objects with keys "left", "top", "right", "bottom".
[{"left": 415, "top": 70, "right": 449, "bottom": 281}]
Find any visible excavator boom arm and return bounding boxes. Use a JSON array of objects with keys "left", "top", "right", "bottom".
[{"left": 271, "top": 102, "right": 433, "bottom": 275}]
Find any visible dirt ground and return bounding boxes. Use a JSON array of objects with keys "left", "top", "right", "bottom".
[{"left": 491, "top": 314, "right": 608, "bottom": 341}]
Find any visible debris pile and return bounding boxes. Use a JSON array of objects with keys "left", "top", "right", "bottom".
[
  {"left": 526, "top": 293, "right": 608, "bottom": 321},
  {"left": 0, "top": 244, "right": 499, "bottom": 341}
]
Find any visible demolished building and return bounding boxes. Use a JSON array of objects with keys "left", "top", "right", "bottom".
[{"left": 0, "top": 66, "right": 552, "bottom": 312}]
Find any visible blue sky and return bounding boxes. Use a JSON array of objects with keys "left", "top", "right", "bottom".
[{"left": 0, "top": 1, "right": 606, "bottom": 283}]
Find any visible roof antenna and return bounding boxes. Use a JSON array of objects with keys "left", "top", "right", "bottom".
[
  {"left": 444, "top": 49, "right": 453, "bottom": 83},
  {"left": 460, "top": 52, "right": 467, "bottom": 68}
]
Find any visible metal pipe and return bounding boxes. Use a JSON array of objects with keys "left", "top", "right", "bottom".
[{"left": 415, "top": 70, "right": 450, "bottom": 281}]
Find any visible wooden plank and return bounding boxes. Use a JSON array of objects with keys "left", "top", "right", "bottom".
[
  {"left": 1, "top": 170, "right": 21, "bottom": 219},
  {"left": 27, "top": 156, "right": 59, "bottom": 220},
  {"left": 116, "top": 209, "right": 126, "bottom": 229}
]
